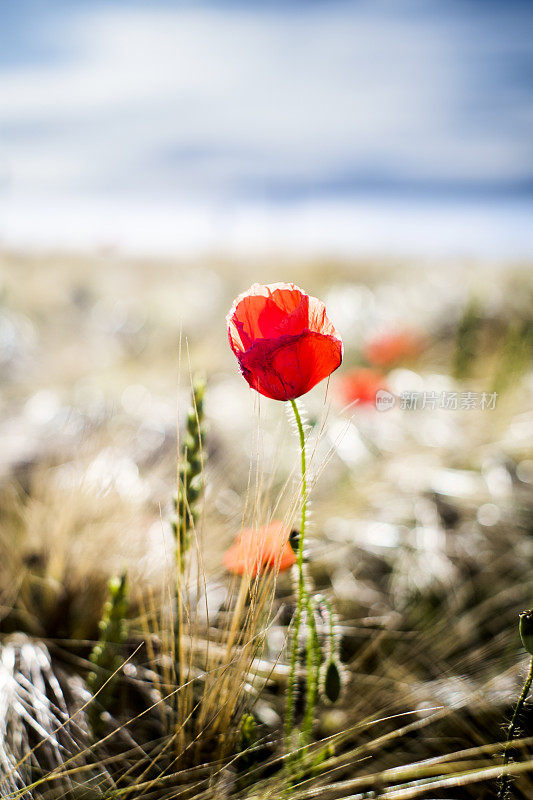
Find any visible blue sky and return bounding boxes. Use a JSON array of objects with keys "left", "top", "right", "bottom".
[{"left": 1, "top": 0, "right": 532, "bottom": 255}]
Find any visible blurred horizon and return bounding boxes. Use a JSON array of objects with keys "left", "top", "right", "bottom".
[{"left": 1, "top": 0, "right": 533, "bottom": 258}]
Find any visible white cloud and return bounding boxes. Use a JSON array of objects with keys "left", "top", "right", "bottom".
[
  {"left": 0, "top": 1, "right": 531, "bottom": 254},
  {"left": 1, "top": 4, "right": 529, "bottom": 189}
]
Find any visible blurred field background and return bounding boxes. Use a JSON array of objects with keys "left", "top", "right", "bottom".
[
  {"left": 1, "top": 1, "right": 533, "bottom": 798},
  {"left": 1, "top": 251, "right": 532, "bottom": 797}
]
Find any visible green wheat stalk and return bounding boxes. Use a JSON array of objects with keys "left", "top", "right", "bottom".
[{"left": 87, "top": 571, "right": 129, "bottom": 736}]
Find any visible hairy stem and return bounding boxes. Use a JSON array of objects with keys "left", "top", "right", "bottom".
[
  {"left": 301, "top": 594, "right": 321, "bottom": 743},
  {"left": 285, "top": 399, "right": 308, "bottom": 749},
  {"left": 498, "top": 655, "right": 533, "bottom": 799}
]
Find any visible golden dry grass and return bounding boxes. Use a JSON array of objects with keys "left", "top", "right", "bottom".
[{"left": 0, "top": 249, "right": 532, "bottom": 798}]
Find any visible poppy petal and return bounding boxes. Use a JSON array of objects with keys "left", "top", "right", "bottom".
[
  {"left": 227, "top": 283, "right": 343, "bottom": 402},
  {"left": 238, "top": 330, "right": 342, "bottom": 401},
  {"left": 223, "top": 522, "right": 296, "bottom": 575},
  {"left": 337, "top": 368, "right": 388, "bottom": 406}
]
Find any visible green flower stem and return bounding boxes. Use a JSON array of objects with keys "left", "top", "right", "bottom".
[
  {"left": 301, "top": 593, "right": 321, "bottom": 743},
  {"left": 285, "top": 399, "right": 308, "bottom": 749},
  {"left": 291, "top": 398, "right": 308, "bottom": 548},
  {"left": 498, "top": 655, "right": 533, "bottom": 799}
]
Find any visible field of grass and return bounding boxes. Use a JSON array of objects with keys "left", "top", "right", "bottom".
[{"left": 0, "top": 250, "right": 532, "bottom": 799}]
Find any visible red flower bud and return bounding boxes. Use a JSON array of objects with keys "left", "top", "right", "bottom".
[{"left": 227, "top": 283, "right": 343, "bottom": 401}]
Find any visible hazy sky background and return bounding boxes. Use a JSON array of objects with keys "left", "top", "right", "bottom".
[{"left": 1, "top": 0, "right": 532, "bottom": 257}]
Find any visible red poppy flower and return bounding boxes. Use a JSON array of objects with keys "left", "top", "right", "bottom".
[
  {"left": 227, "top": 283, "right": 343, "bottom": 401},
  {"left": 223, "top": 522, "right": 296, "bottom": 576},
  {"left": 363, "top": 330, "right": 424, "bottom": 368},
  {"left": 337, "top": 367, "right": 388, "bottom": 407}
]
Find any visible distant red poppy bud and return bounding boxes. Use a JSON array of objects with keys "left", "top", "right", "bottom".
[
  {"left": 336, "top": 367, "right": 388, "bottom": 407},
  {"left": 363, "top": 330, "right": 424, "bottom": 368},
  {"left": 227, "top": 283, "right": 343, "bottom": 401},
  {"left": 223, "top": 522, "right": 296, "bottom": 576}
]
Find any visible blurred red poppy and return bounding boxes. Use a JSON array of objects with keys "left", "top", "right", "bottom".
[
  {"left": 223, "top": 522, "right": 296, "bottom": 576},
  {"left": 337, "top": 367, "right": 388, "bottom": 407},
  {"left": 227, "top": 283, "right": 343, "bottom": 401},
  {"left": 363, "top": 330, "right": 424, "bottom": 368}
]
